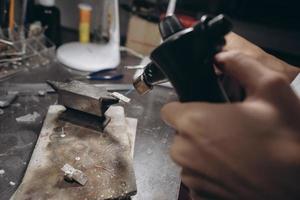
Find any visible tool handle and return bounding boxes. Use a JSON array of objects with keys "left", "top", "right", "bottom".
[{"left": 151, "top": 15, "right": 232, "bottom": 103}]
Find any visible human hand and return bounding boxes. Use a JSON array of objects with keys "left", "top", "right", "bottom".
[
  {"left": 219, "top": 33, "right": 300, "bottom": 102},
  {"left": 224, "top": 33, "right": 300, "bottom": 82},
  {"left": 161, "top": 51, "right": 300, "bottom": 200}
]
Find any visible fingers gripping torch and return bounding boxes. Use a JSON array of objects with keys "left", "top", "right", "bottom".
[{"left": 133, "top": 5, "right": 233, "bottom": 103}]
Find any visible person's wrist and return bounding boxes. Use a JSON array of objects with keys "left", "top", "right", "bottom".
[
  {"left": 260, "top": 52, "right": 300, "bottom": 82},
  {"left": 287, "top": 65, "right": 300, "bottom": 81}
]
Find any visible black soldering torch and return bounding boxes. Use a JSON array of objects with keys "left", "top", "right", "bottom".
[{"left": 133, "top": 14, "right": 232, "bottom": 103}]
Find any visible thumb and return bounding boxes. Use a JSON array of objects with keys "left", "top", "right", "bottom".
[{"left": 215, "top": 51, "right": 268, "bottom": 95}]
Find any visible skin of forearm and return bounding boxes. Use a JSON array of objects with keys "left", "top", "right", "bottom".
[
  {"left": 225, "top": 32, "right": 300, "bottom": 82},
  {"left": 261, "top": 53, "right": 300, "bottom": 82}
]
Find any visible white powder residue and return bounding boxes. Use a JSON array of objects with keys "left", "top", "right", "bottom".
[{"left": 16, "top": 112, "right": 40, "bottom": 123}]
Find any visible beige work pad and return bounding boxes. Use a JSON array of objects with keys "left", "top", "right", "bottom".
[{"left": 12, "top": 105, "right": 137, "bottom": 200}]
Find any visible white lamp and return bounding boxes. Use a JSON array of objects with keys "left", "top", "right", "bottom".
[{"left": 56, "top": 0, "right": 120, "bottom": 72}]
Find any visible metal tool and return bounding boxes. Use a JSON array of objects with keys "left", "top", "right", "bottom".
[
  {"left": 47, "top": 80, "right": 120, "bottom": 130},
  {"left": 133, "top": 13, "right": 232, "bottom": 103},
  {"left": 0, "top": 82, "right": 133, "bottom": 95},
  {"left": 125, "top": 65, "right": 145, "bottom": 70},
  {"left": 0, "top": 51, "right": 25, "bottom": 57},
  {"left": 0, "top": 55, "right": 24, "bottom": 63},
  {"left": 0, "top": 68, "right": 22, "bottom": 81},
  {"left": 0, "top": 38, "right": 14, "bottom": 46},
  {"left": 18, "top": 0, "right": 28, "bottom": 52},
  {"left": 166, "top": 0, "right": 177, "bottom": 17}
]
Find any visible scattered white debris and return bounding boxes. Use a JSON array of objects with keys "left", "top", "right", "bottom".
[
  {"left": 31, "top": 96, "right": 40, "bottom": 103},
  {"left": 146, "top": 148, "right": 153, "bottom": 155},
  {"left": 162, "top": 138, "right": 168, "bottom": 144},
  {"left": 0, "top": 169, "right": 5, "bottom": 175},
  {"left": 61, "top": 164, "right": 88, "bottom": 186},
  {"left": 9, "top": 181, "right": 16, "bottom": 186},
  {"left": 75, "top": 157, "right": 81, "bottom": 161},
  {"left": 110, "top": 92, "right": 131, "bottom": 103},
  {"left": 12, "top": 103, "right": 21, "bottom": 107},
  {"left": 0, "top": 109, "right": 4, "bottom": 115},
  {"left": 38, "top": 90, "right": 46, "bottom": 96},
  {"left": 60, "top": 127, "right": 66, "bottom": 137},
  {"left": 16, "top": 112, "right": 40, "bottom": 123},
  {"left": 121, "top": 182, "right": 126, "bottom": 187}
]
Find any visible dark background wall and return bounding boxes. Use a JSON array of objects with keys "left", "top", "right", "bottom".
[
  {"left": 129, "top": 0, "right": 300, "bottom": 65},
  {"left": 53, "top": 0, "right": 300, "bottom": 65}
]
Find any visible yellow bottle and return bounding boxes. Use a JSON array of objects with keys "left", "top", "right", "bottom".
[{"left": 78, "top": 3, "right": 92, "bottom": 43}]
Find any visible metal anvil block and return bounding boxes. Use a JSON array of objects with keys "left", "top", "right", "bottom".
[{"left": 47, "top": 80, "right": 119, "bottom": 117}]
